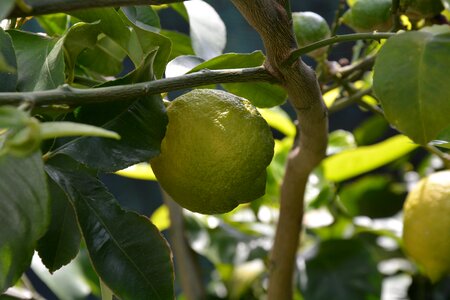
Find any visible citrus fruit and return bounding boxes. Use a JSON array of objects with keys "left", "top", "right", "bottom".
[
  {"left": 292, "top": 11, "right": 331, "bottom": 58},
  {"left": 402, "top": 170, "right": 450, "bottom": 282},
  {"left": 151, "top": 89, "right": 274, "bottom": 214},
  {"left": 400, "top": 0, "right": 444, "bottom": 20},
  {"left": 342, "top": 0, "right": 393, "bottom": 32}
]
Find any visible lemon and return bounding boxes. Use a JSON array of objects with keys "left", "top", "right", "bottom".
[
  {"left": 151, "top": 89, "right": 274, "bottom": 214},
  {"left": 402, "top": 170, "right": 450, "bottom": 282},
  {"left": 342, "top": 0, "right": 393, "bottom": 32},
  {"left": 400, "top": 0, "right": 444, "bottom": 20},
  {"left": 292, "top": 12, "right": 331, "bottom": 58}
]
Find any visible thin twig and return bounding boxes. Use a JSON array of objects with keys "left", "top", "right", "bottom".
[
  {"left": 0, "top": 67, "right": 276, "bottom": 107},
  {"left": 328, "top": 88, "right": 373, "bottom": 113},
  {"left": 8, "top": 0, "right": 185, "bottom": 18},
  {"left": 284, "top": 32, "right": 396, "bottom": 66}
]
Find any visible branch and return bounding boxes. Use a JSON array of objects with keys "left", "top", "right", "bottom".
[
  {"left": 8, "top": 0, "right": 183, "bottom": 18},
  {"left": 230, "top": 1, "right": 328, "bottom": 299},
  {"left": 284, "top": 32, "right": 397, "bottom": 66},
  {"left": 0, "top": 67, "right": 276, "bottom": 107}
]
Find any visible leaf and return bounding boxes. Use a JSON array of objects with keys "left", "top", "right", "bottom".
[
  {"left": 223, "top": 81, "right": 287, "bottom": 108},
  {"left": 184, "top": 0, "right": 226, "bottom": 60},
  {"left": 373, "top": 26, "right": 450, "bottom": 145},
  {"left": 327, "top": 130, "right": 356, "bottom": 156},
  {"left": 54, "top": 51, "right": 168, "bottom": 172},
  {"left": 188, "top": 51, "right": 265, "bottom": 72},
  {"left": 40, "top": 121, "right": 120, "bottom": 140},
  {"left": 0, "top": 152, "right": 49, "bottom": 293},
  {"left": 353, "top": 115, "right": 390, "bottom": 146},
  {"left": 165, "top": 55, "right": 204, "bottom": 78},
  {"left": 36, "top": 13, "right": 70, "bottom": 36},
  {"left": 36, "top": 179, "right": 81, "bottom": 273},
  {"left": 122, "top": 6, "right": 161, "bottom": 32},
  {"left": 303, "top": 239, "right": 382, "bottom": 300},
  {"left": 258, "top": 106, "right": 296, "bottom": 137},
  {"left": 160, "top": 29, "right": 195, "bottom": 60},
  {"left": 0, "top": 29, "right": 17, "bottom": 92},
  {"left": 150, "top": 205, "right": 170, "bottom": 232},
  {"left": 338, "top": 175, "right": 406, "bottom": 218},
  {"left": 45, "top": 164, "right": 174, "bottom": 300},
  {"left": 115, "top": 163, "right": 157, "bottom": 181},
  {"left": 0, "top": 0, "right": 15, "bottom": 20},
  {"left": 323, "top": 135, "right": 419, "bottom": 182},
  {"left": 8, "top": 30, "right": 65, "bottom": 92}
]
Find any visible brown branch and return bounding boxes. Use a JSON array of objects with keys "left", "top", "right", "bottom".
[
  {"left": 230, "top": 1, "right": 328, "bottom": 299},
  {"left": 162, "top": 190, "right": 206, "bottom": 300},
  {"left": 8, "top": 0, "right": 184, "bottom": 18}
]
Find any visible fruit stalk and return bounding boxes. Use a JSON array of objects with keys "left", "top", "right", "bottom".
[{"left": 230, "top": 1, "right": 328, "bottom": 299}]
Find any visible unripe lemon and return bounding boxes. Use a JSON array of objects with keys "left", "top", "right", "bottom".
[
  {"left": 400, "top": 0, "right": 444, "bottom": 20},
  {"left": 402, "top": 170, "right": 450, "bottom": 282},
  {"left": 342, "top": 0, "right": 393, "bottom": 32},
  {"left": 292, "top": 12, "right": 331, "bottom": 58},
  {"left": 151, "top": 89, "right": 274, "bottom": 214}
]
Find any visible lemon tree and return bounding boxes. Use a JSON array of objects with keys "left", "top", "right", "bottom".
[
  {"left": 403, "top": 170, "right": 450, "bottom": 282},
  {"left": 151, "top": 89, "right": 274, "bottom": 214}
]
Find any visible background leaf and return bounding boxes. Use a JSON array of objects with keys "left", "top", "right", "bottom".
[
  {"left": 184, "top": 0, "right": 226, "bottom": 60},
  {"left": 0, "top": 152, "right": 49, "bottom": 292},
  {"left": 322, "top": 135, "right": 418, "bottom": 182},
  {"left": 374, "top": 26, "right": 450, "bottom": 144},
  {"left": 0, "top": 0, "right": 15, "bottom": 20},
  {"left": 36, "top": 179, "right": 81, "bottom": 273},
  {"left": 0, "top": 28, "right": 17, "bottom": 92},
  {"left": 302, "top": 239, "right": 382, "bottom": 300},
  {"left": 122, "top": 6, "right": 161, "bottom": 32},
  {"left": 8, "top": 30, "right": 65, "bottom": 92},
  {"left": 45, "top": 164, "right": 174, "bottom": 300}
]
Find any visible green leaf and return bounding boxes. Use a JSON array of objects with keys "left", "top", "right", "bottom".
[
  {"left": 303, "top": 239, "right": 382, "bottom": 300},
  {"left": 323, "top": 135, "right": 419, "bottom": 182},
  {"left": 8, "top": 30, "right": 65, "bottom": 92},
  {"left": 184, "top": 0, "right": 226, "bottom": 60},
  {"left": 36, "top": 179, "right": 81, "bottom": 273},
  {"left": 188, "top": 51, "right": 265, "bottom": 73},
  {"left": 338, "top": 175, "right": 406, "bottom": 218},
  {"left": 0, "top": 152, "right": 49, "bottom": 293},
  {"left": 36, "top": 14, "right": 70, "bottom": 36},
  {"left": 54, "top": 51, "right": 167, "bottom": 172},
  {"left": 62, "top": 21, "right": 102, "bottom": 82},
  {"left": 373, "top": 26, "right": 450, "bottom": 145},
  {"left": 40, "top": 121, "right": 120, "bottom": 140},
  {"left": 160, "top": 29, "right": 195, "bottom": 60},
  {"left": 327, "top": 130, "right": 356, "bottom": 155},
  {"left": 258, "top": 106, "right": 296, "bottom": 137},
  {"left": 122, "top": 6, "right": 161, "bottom": 32},
  {"left": 353, "top": 115, "right": 390, "bottom": 146},
  {"left": 223, "top": 81, "right": 287, "bottom": 108},
  {"left": 0, "top": 0, "right": 15, "bottom": 20},
  {"left": 165, "top": 55, "right": 204, "bottom": 78},
  {"left": 45, "top": 164, "right": 174, "bottom": 300},
  {"left": 0, "top": 29, "right": 17, "bottom": 91}
]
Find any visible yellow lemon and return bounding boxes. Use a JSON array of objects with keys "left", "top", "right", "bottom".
[{"left": 403, "top": 170, "right": 450, "bottom": 282}]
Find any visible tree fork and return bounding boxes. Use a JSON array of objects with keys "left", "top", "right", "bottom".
[{"left": 230, "top": 1, "right": 328, "bottom": 299}]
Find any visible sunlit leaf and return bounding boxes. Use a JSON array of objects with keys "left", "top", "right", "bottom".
[
  {"left": 258, "top": 107, "right": 296, "bottom": 137},
  {"left": 323, "top": 135, "right": 419, "bottom": 182},
  {"left": 150, "top": 205, "right": 170, "bottom": 231},
  {"left": 40, "top": 122, "right": 120, "bottom": 140},
  {"left": 115, "top": 163, "right": 157, "bottom": 181},
  {"left": 374, "top": 26, "right": 450, "bottom": 144}
]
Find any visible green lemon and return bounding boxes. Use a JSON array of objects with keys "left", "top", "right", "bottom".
[
  {"left": 292, "top": 12, "right": 331, "bottom": 58},
  {"left": 342, "top": 0, "right": 393, "bottom": 32},
  {"left": 403, "top": 170, "right": 450, "bottom": 282},
  {"left": 151, "top": 89, "right": 274, "bottom": 214}
]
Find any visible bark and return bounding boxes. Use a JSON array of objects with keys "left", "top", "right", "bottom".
[{"left": 229, "top": 1, "right": 328, "bottom": 299}]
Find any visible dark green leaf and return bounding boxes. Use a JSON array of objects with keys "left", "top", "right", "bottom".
[
  {"left": 54, "top": 51, "right": 167, "bottom": 172},
  {"left": 353, "top": 115, "right": 390, "bottom": 146},
  {"left": 45, "top": 165, "right": 174, "bottom": 300},
  {"left": 184, "top": 0, "right": 226, "bottom": 60},
  {"left": 122, "top": 6, "right": 161, "bottom": 32},
  {"left": 0, "top": 29, "right": 17, "bottom": 92},
  {"left": 0, "top": 152, "right": 49, "bottom": 293},
  {"left": 0, "top": 0, "right": 15, "bottom": 20},
  {"left": 374, "top": 26, "right": 450, "bottom": 145},
  {"left": 303, "top": 239, "right": 382, "bottom": 300},
  {"left": 8, "top": 30, "right": 64, "bottom": 91},
  {"left": 338, "top": 175, "right": 406, "bottom": 218},
  {"left": 223, "top": 81, "right": 287, "bottom": 108},
  {"left": 188, "top": 51, "right": 265, "bottom": 73},
  {"left": 36, "top": 178, "right": 81, "bottom": 273}
]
